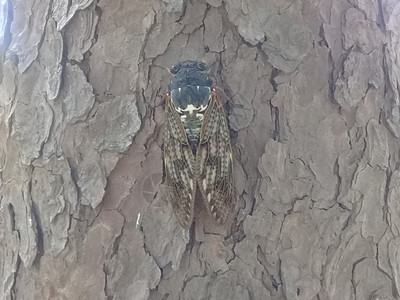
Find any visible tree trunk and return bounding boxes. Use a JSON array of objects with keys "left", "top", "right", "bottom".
[{"left": 1, "top": 0, "right": 400, "bottom": 299}]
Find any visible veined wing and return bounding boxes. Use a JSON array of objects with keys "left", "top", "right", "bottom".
[
  {"left": 164, "top": 95, "right": 196, "bottom": 228},
  {"left": 196, "top": 89, "right": 234, "bottom": 225}
]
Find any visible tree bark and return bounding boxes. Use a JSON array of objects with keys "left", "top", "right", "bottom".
[{"left": 1, "top": 0, "right": 400, "bottom": 299}]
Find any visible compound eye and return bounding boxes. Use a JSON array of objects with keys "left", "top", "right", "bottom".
[
  {"left": 196, "top": 61, "right": 207, "bottom": 71},
  {"left": 170, "top": 63, "right": 181, "bottom": 74}
]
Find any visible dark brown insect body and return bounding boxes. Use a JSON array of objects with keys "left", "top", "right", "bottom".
[{"left": 163, "top": 60, "right": 234, "bottom": 228}]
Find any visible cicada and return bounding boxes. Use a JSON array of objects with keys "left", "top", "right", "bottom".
[{"left": 163, "top": 60, "right": 234, "bottom": 228}]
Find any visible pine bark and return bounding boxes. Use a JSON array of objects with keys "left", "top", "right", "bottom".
[{"left": 1, "top": 0, "right": 400, "bottom": 299}]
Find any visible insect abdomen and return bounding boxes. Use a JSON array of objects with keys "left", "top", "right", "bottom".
[{"left": 183, "top": 116, "right": 203, "bottom": 154}]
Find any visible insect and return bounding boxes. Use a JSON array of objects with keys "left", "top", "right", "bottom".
[{"left": 163, "top": 60, "right": 234, "bottom": 228}]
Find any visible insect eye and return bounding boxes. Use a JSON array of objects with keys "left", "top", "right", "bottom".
[
  {"left": 196, "top": 61, "right": 207, "bottom": 71},
  {"left": 170, "top": 64, "right": 180, "bottom": 74}
]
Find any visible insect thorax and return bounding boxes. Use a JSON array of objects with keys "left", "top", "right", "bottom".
[
  {"left": 171, "top": 85, "right": 211, "bottom": 154},
  {"left": 169, "top": 62, "right": 213, "bottom": 154}
]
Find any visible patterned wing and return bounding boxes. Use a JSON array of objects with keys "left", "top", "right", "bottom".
[
  {"left": 196, "top": 89, "right": 234, "bottom": 225},
  {"left": 164, "top": 95, "right": 196, "bottom": 228}
]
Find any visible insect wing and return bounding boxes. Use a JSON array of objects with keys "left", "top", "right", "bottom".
[
  {"left": 164, "top": 96, "right": 196, "bottom": 228},
  {"left": 197, "top": 90, "right": 234, "bottom": 225}
]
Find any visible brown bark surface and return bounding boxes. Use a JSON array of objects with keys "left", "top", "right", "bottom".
[{"left": 1, "top": 0, "right": 400, "bottom": 299}]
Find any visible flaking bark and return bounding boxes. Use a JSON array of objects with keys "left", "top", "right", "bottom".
[{"left": 1, "top": 0, "right": 400, "bottom": 299}]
